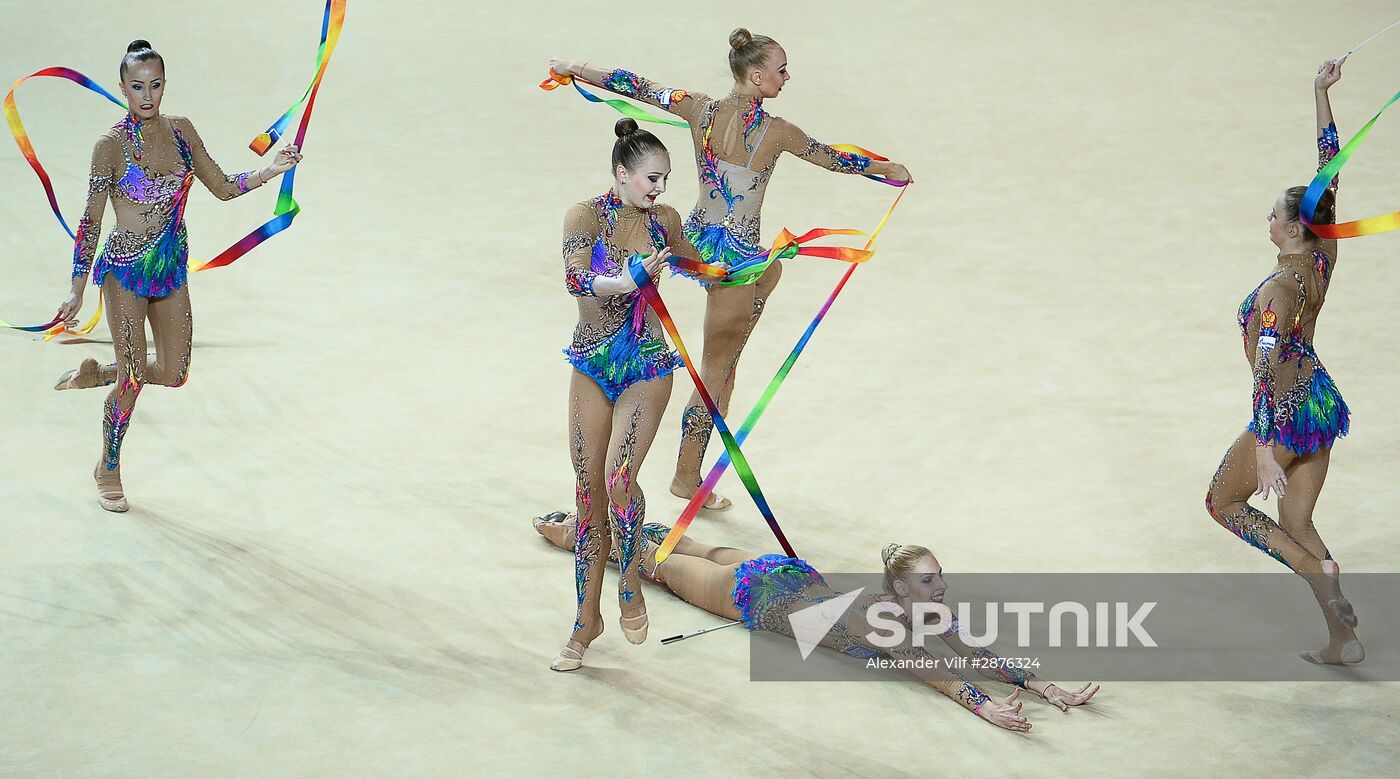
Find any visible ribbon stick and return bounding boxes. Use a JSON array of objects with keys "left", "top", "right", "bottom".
[
  {"left": 629, "top": 256, "right": 797, "bottom": 558},
  {"left": 656, "top": 186, "right": 908, "bottom": 563},
  {"left": 193, "top": 0, "right": 345, "bottom": 271},
  {"left": 1300, "top": 85, "right": 1400, "bottom": 238},
  {"left": 1340, "top": 19, "right": 1400, "bottom": 62}
]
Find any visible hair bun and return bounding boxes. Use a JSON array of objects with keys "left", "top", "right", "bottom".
[
  {"left": 127, "top": 39, "right": 153, "bottom": 53},
  {"left": 1314, "top": 188, "right": 1337, "bottom": 226},
  {"left": 729, "top": 28, "right": 753, "bottom": 50},
  {"left": 881, "top": 543, "right": 900, "bottom": 567},
  {"left": 614, "top": 118, "right": 640, "bottom": 138}
]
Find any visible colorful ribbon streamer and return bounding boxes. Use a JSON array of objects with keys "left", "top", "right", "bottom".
[
  {"left": 192, "top": 0, "right": 345, "bottom": 271},
  {"left": 628, "top": 255, "right": 797, "bottom": 558},
  {"left": 1301, "top": 84, "right": 1400, "bottom": 239},
  {"left": 4, "top": 67, "right": 127, "bottom": 238},
  {"left": 656, "top": 185, "right": 909, "bottom": 562},
  {"left": 2, "top": 68, "right": 124, "bottom": 336}
]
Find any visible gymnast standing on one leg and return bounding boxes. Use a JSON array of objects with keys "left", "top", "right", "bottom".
[
  {"left": 1205, "top": 59, "right": 1362, "bottom": 665},
  {"left": 534, "top": 513, "right": 1099, "bottom": 730},
  {"left": 52, "top": 40, "right": 301, "bottom": 513},
  {"left": 549, "top": 27, "right": 912, "bottom": 510},
  {"left": 552, "top": 119, "right": 709, "bottom": 672}
]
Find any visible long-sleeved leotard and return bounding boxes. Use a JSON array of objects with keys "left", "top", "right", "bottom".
[
  {"left": 561, "top": 191, "right": 703, "bottom": 400},
  {"left": 576, "top": 66, "right": 874, "bottom": 279},
  {"left": 73, "top": 114, "right": 264, "bottom": 299},
  {"left": 1235, "top": 122, "right": 1348, "bottom": 456}
]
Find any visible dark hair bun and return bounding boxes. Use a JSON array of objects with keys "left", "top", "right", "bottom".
[
  {"left": 729, "top": 28, "right": 753, "bottom": 50},
  {"left": 1313, "top": 188, "right": 1337, "bottom": 225},
  {"left": 127, "top": 39, "right": 153, "bottom": 53},
  {"left": 614, "top": 118, "right": 640, "bottom": 138}
]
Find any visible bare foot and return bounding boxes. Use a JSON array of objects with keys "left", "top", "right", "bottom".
[
  {"left": 1301, "top": 640, "right": 1365, "bottom": 666},
  {"left": 669, "top": 478, "right": 731, "bottom": 511},
  {"left": 93, "top": 462, "right": 128, "bottom": 513},
  {"left": 533, "top": 511, "right": 577, "bottom": 550},
  {"left": 54, "top": 358, "right": 100, "bottom": 391}
]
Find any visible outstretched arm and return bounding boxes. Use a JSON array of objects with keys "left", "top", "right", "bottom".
[
  {"left": 173, "top": 117, "right": 299, "bottom": 201},
  {"left": 775, "top": 118, "right": 912, "bottom": 183},
  {"left": 548, "top": 59, "right": 701, "bottom": 123},
  {"left": 1315, "top": 59, "right": 1341, "bottom": 184},
  {"left": 940, "top": 627, "right": 1100, "bottom": 711},
  {"left": 1312, "top": 59, "right": 1342, "bottom": 257}
]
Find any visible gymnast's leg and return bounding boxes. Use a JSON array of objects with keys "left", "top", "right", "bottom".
[
  {"left": 553, "top": 371, "right": 613, "bottom": 670},
  {"left": 1278, "top": 448, "right": 1363, "bottom": 663},
  {"left": 92, "top": 278, "right": 150, "bottom": 511},
  {"left": 144, "top": 285, "right": 193, "bottom": 389},
  {"left": 533, "top": 515, "right": 745, "bottom": 622},
  {"left": 604, "top": 373, "right": 674, "bottom": 642},
  {"left": 671, "top": 262, "right": 782, "bottom": 510},
  {"left": 1205, "top": 431, "right": 1359, "bottom": 662}
]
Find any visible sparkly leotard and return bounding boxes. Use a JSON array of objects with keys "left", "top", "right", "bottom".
[
  {"left": 729, "top": 555, "right": 1034, "bottom": 710},
  {"left": 578, "top": 66, "right": 875, "bottom": 284},
  {"left": 73, "top": 114, "right": 262, "bottom": 298},
  {"left": 561, "top": 192, "right": 701, "bottom": 401},
  {"left": 1236, "top": 123, "right": 1349, "bottom": 455}
]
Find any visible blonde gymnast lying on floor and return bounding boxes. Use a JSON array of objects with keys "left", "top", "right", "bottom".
[{"left": 533, "top": 512, "right": 1099, "bottom": 732}]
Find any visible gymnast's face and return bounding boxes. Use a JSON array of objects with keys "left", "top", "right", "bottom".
[
  {"left": 615, "top": 152, "right": 671, "bottom": 209},
  {"left": 120, "top": 60, "right": 165, "bottom": 122},
  {"left": 751, "top": 45, "right": 790, "bottom": 99},
  {"left": 1268, "top": 192, "right": 1297, "bottom": 248},
  {"left": 899, "top": 556, "right": 946, "bottom": 604}
]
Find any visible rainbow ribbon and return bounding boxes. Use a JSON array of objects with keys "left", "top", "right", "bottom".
[
  {"left": 192, "top": 0, "right": 345, "bottom": 271},
  {"left": 1301, "top": 85, "right": 1400, "bottom": 239},
  {"left": 656, "top": 185, "right": 908, "bottom": 563},
  {"left": 1, "top": 68, "right": 122, "bottom": 336},
  {"left": 628, "top": 255, "right": 796, "bottom": 558},
  {"left": 3, "top": 1, "right": 345, "bottom": 335}
]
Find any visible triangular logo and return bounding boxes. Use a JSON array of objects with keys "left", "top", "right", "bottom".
[{"left": 786, "top": 587, "right": 865, "bottom": 660}]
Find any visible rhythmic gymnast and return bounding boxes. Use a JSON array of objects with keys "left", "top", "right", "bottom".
[
  {"left": 1205, "top": 59, "right": 1362, "bottom": 665},
  {"left": 549, "top": 28, "right": 913, "bottom": 510},
  {"left": 553, "top": 118, "right": 714, "bottom": 671},
  {"left": 533, "top": 511, "right": 1099, "bottom": 730},
  {"left": 51, "top": 41, "right": 301, "bottom": 512}
]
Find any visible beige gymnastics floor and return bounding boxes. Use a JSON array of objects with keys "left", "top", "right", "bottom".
[{"left": 2, "top": 0, "right": 1398, "bottom": 775}]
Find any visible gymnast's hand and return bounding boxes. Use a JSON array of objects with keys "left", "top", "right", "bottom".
[
  {"left": 261, "top": 144, "right": 302, "bottom": 181},
  {"left": 1254, "top": 446, "right": 1287, "bottom": 499},
  {"left": 1316, "top": 59, "right": 1342, "bottom": 91},
  {"left": 548, "top": 58, "right": 578, "bottom": 78},
  {"left": 1040, "top": 682, "right": 1100, "bottom": 712},
  {"left": 979, "top": 689, "right": 1031, "bottom": 732},
  {"left": 885, "top": 162, "right": 913, "bottom": 184},
  {"left": 56, "top": 287, "right": 84, "bottom": 328},
  {"left": 629, "top": 247, "right": 670, "bottom": 287}
]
